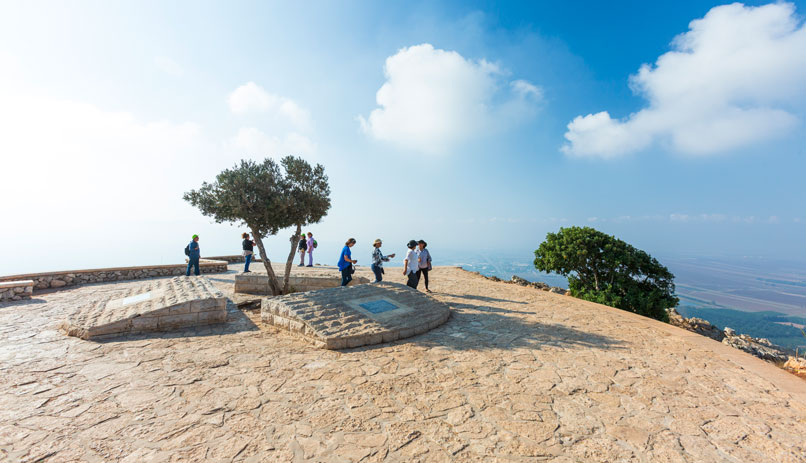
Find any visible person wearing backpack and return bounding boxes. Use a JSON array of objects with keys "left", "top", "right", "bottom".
[
  {"left": 306, "top": 232, "right": 316, "bottom": 267},
  {"left": 185, "top": 234, "right": 201, "bottom": 276},
  {"left": 242, "top": 232, "right": 255, "bottom": 273},
  {"left": 298, "top": 234, "right": 307, "bottom": 266}
]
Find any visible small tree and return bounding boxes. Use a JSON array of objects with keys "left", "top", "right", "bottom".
[
  {"left": 534, "top": 226, "right": 678, "bottom": 321},
  {"left": 183, "top": 156, "right": 331, "bottom": 295}
]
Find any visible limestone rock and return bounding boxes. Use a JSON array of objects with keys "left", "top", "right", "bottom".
[
  {"left": 667, "top": 308, "right": 724, "bottom": 341},
  {"left": 722, "top": 328, "right": 789, "bottom": 363}
]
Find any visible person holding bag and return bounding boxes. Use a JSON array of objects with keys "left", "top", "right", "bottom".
[{"left": 338, "top": 238, "right": 358, "bottom": 286}]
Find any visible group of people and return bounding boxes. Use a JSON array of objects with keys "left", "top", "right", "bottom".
[
  {"left": 339, "top": 238, "right": 432, "bottom": 291},
  {"left": 297, "top": 232, "right": 316, "bottom": 267},
  {"left": 185, "top": 233, "right": 434, "bottom": 293}
]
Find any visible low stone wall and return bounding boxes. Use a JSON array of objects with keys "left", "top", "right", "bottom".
[
  {"left": 235, "top": 273, "right": 370, "bottom": 295},
  {"left": 206, "top": 255, "right": 263, "bottom": 264},
  {"left": 0, "top": 259, "right": 228, "bottom": 292},
  {"left": 0, "top": 280, "right": 34, "bottom": 301}
]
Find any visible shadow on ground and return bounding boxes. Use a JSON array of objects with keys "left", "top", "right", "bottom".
[
  {"left": 437, "top": 293, "right": 528, "bottom": 305},
  {"left": 352, "top": 295, "right": 623, "bottom": 353}
]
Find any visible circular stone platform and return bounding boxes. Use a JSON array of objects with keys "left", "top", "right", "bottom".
[
  {"left": 60, "top": 276, "right": 227, "bottom": 340},
  {"left": 261, "top": 282, "right": 451, "bottom": 349}
]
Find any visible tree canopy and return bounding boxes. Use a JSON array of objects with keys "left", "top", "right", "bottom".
[
  {"left": 534, "top": 226, "right": 678, "bottom": 321},
  {"left": 183, "top": 156, "right": 330, "bottom": 295}
]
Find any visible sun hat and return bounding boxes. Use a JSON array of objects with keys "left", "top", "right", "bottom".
[{"left": 407, "top": 240, "right": 417, "bottom": 248}]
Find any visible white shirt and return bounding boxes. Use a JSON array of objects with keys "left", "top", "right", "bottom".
[{"left": 405, "top": 248, "right": 420, "bottom": 275}]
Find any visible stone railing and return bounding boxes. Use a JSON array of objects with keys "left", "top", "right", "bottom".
[
  {"left": 0, "top": 280, "right": 34, "bottom": 301},
  {"left": 0, "top": 259, "right": 229, "bottom": 292},
  {"left": 235, "top": 273, "right": 370, "bottom": 295}
]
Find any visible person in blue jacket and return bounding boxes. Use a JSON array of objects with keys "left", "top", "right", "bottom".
[
  {"left": 186, "top": 234, "right": 201, "bottom": 276},
  {"left": 338, "top": 238, "right": 358, "bottom": 286}
]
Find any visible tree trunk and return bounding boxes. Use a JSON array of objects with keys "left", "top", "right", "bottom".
[
  {"left": 283, "top": 224, "right": 302, "bottom": 294},
  {"left": 250, "top": 226, "right": 282, "bottom": 296}
]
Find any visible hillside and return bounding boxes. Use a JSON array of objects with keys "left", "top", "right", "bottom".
[{"left": 1, "top": 265, "right": 805, "bottom": 462}]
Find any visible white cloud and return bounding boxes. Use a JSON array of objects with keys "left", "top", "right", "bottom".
[
  {"left": 228, "top": 127, "right": 316, "bottom": 157},
  {"left": 563, "top": 2, "right": 806, "bottom": 158},
  {"left": 227, "top": 82, "right": 311, "bottom": 130},
  {"left": 359, "top": 43, "right": 541, "bottom": 154},
  {"left": 155, "top": 56, "right": 184, "bottom": 77}
]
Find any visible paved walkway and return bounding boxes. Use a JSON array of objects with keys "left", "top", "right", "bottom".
[{"left": 1, "top": 265, "right": 804, "bottom": 462}]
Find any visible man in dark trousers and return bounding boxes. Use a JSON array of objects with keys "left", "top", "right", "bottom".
[
  {"left": 298, "top": 234, "right": 307, "bottom": 266},
  {"left": 403, "top": 240, "right": 420, "bottom": 288},
  {"left": 186, "top": 234, "right": 201, "bottom": 276}
]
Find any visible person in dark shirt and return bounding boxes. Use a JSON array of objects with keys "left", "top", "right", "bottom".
[
  {"left": 242, "top": 232, "right": 255, "bottom": 273},
  {"left": 186, "top": 234, "right": 200, "bottom": 276},
  {"left": 298, "top": 234, "right": 307, "bottom": 266}
]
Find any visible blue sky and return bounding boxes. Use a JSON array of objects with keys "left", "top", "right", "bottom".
[{"left": 1, "top": 1, "right": 805, "bottom": 274}]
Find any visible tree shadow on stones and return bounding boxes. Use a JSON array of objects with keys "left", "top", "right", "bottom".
[
  {"left": 437, "top": 293, "right": 528, "bottom": 305},
  {"left": 352, "top": 301, "right": 623, "bottom": 353},
  {"left": 94, "top": 300, "right": 260, "bottom": 343},
  {"left": 0, "top": 298, "right": 48, "bottom": 309}
]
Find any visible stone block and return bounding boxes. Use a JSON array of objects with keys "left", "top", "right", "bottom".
[
  {"left": 131, "top": 316, "right": 160, "bottom": 331},
  {"left": 191, "top": 299, "right": 217, "bottom": 312},
  {"left": 198, "top": 310, "right": 226, "bottom": 324},
  {"left": 168, "top": 303, "right": 191, "bottom": 315},
  {"left": 158, "top": 313, "right": 199, "bottom": 329}
]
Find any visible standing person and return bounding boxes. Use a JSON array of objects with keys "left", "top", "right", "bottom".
[
  {"left": 403, "top": 240, "right": 420, "bottom": 289},
  {"left": 242, "top": 232, "right": 255, "bottom": 273},
  {"left": 417, "top": 240, "right": 433, "bottom": 292},
  {"left": 370, "top": 239, "right": 395, "bottom": 283},
  {"left": 185, "top": 234, "right": 200, "bottom": 276},
  {"left": 298, "top": 234, "right": 307, "bottom": 266},
  {"left": 338, "top": 238, "right": 358, "bottom": 286},
  {"left": 306, "top": 232, "right": 315, "bottom": 267}
]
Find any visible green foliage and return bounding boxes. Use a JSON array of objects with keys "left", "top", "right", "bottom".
[
  {"left": 534, "top": 226, "right": 678, "bottom": 321},
  {"left": 183, "top": 156, "right": 330, "bottom": 294},
  {"left": 182, "top": 157, "right": 330, "bottom": 237}
]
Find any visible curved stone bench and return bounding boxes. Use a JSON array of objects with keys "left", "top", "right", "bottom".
[{"left": 0, "top": 280, "right": 34, "bottom": 302}]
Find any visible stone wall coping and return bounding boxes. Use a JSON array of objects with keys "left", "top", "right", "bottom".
[
  {"left": 0, "top": 280, "right": 34, "bottom": 289},
  {"left": 0, "top": 259, "right": 227, "bottom": 282}
]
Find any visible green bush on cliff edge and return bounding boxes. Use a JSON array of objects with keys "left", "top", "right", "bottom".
[{"left": 534, "top": 226, "right": 678, "bottom": 322}]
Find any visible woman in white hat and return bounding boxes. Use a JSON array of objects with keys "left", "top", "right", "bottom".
[{"left": 370, "top": 239, "right": 395, "bottom": 283}]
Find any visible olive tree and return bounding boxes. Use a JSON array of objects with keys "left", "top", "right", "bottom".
[
  {"left": 534, "top": 226, "right": 678, "bottom": 321},
  {"left": 183, "top": 156, "right": 331, "bottom": 295}
]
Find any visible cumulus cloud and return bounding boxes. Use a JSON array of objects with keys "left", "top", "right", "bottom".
[
  {"left": 359, "top": 43, "right": 541, "bottom": 154},
  {"left": 227, "top": 82, "right": 311, "bottom": 130},
  {"left": 563, "top": 2, "right": 806, "bottom": 158}
]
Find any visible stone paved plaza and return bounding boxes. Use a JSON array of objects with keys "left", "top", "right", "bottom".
[{"left": 1, "top": 264, "right": 805, "bottom": 462}]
